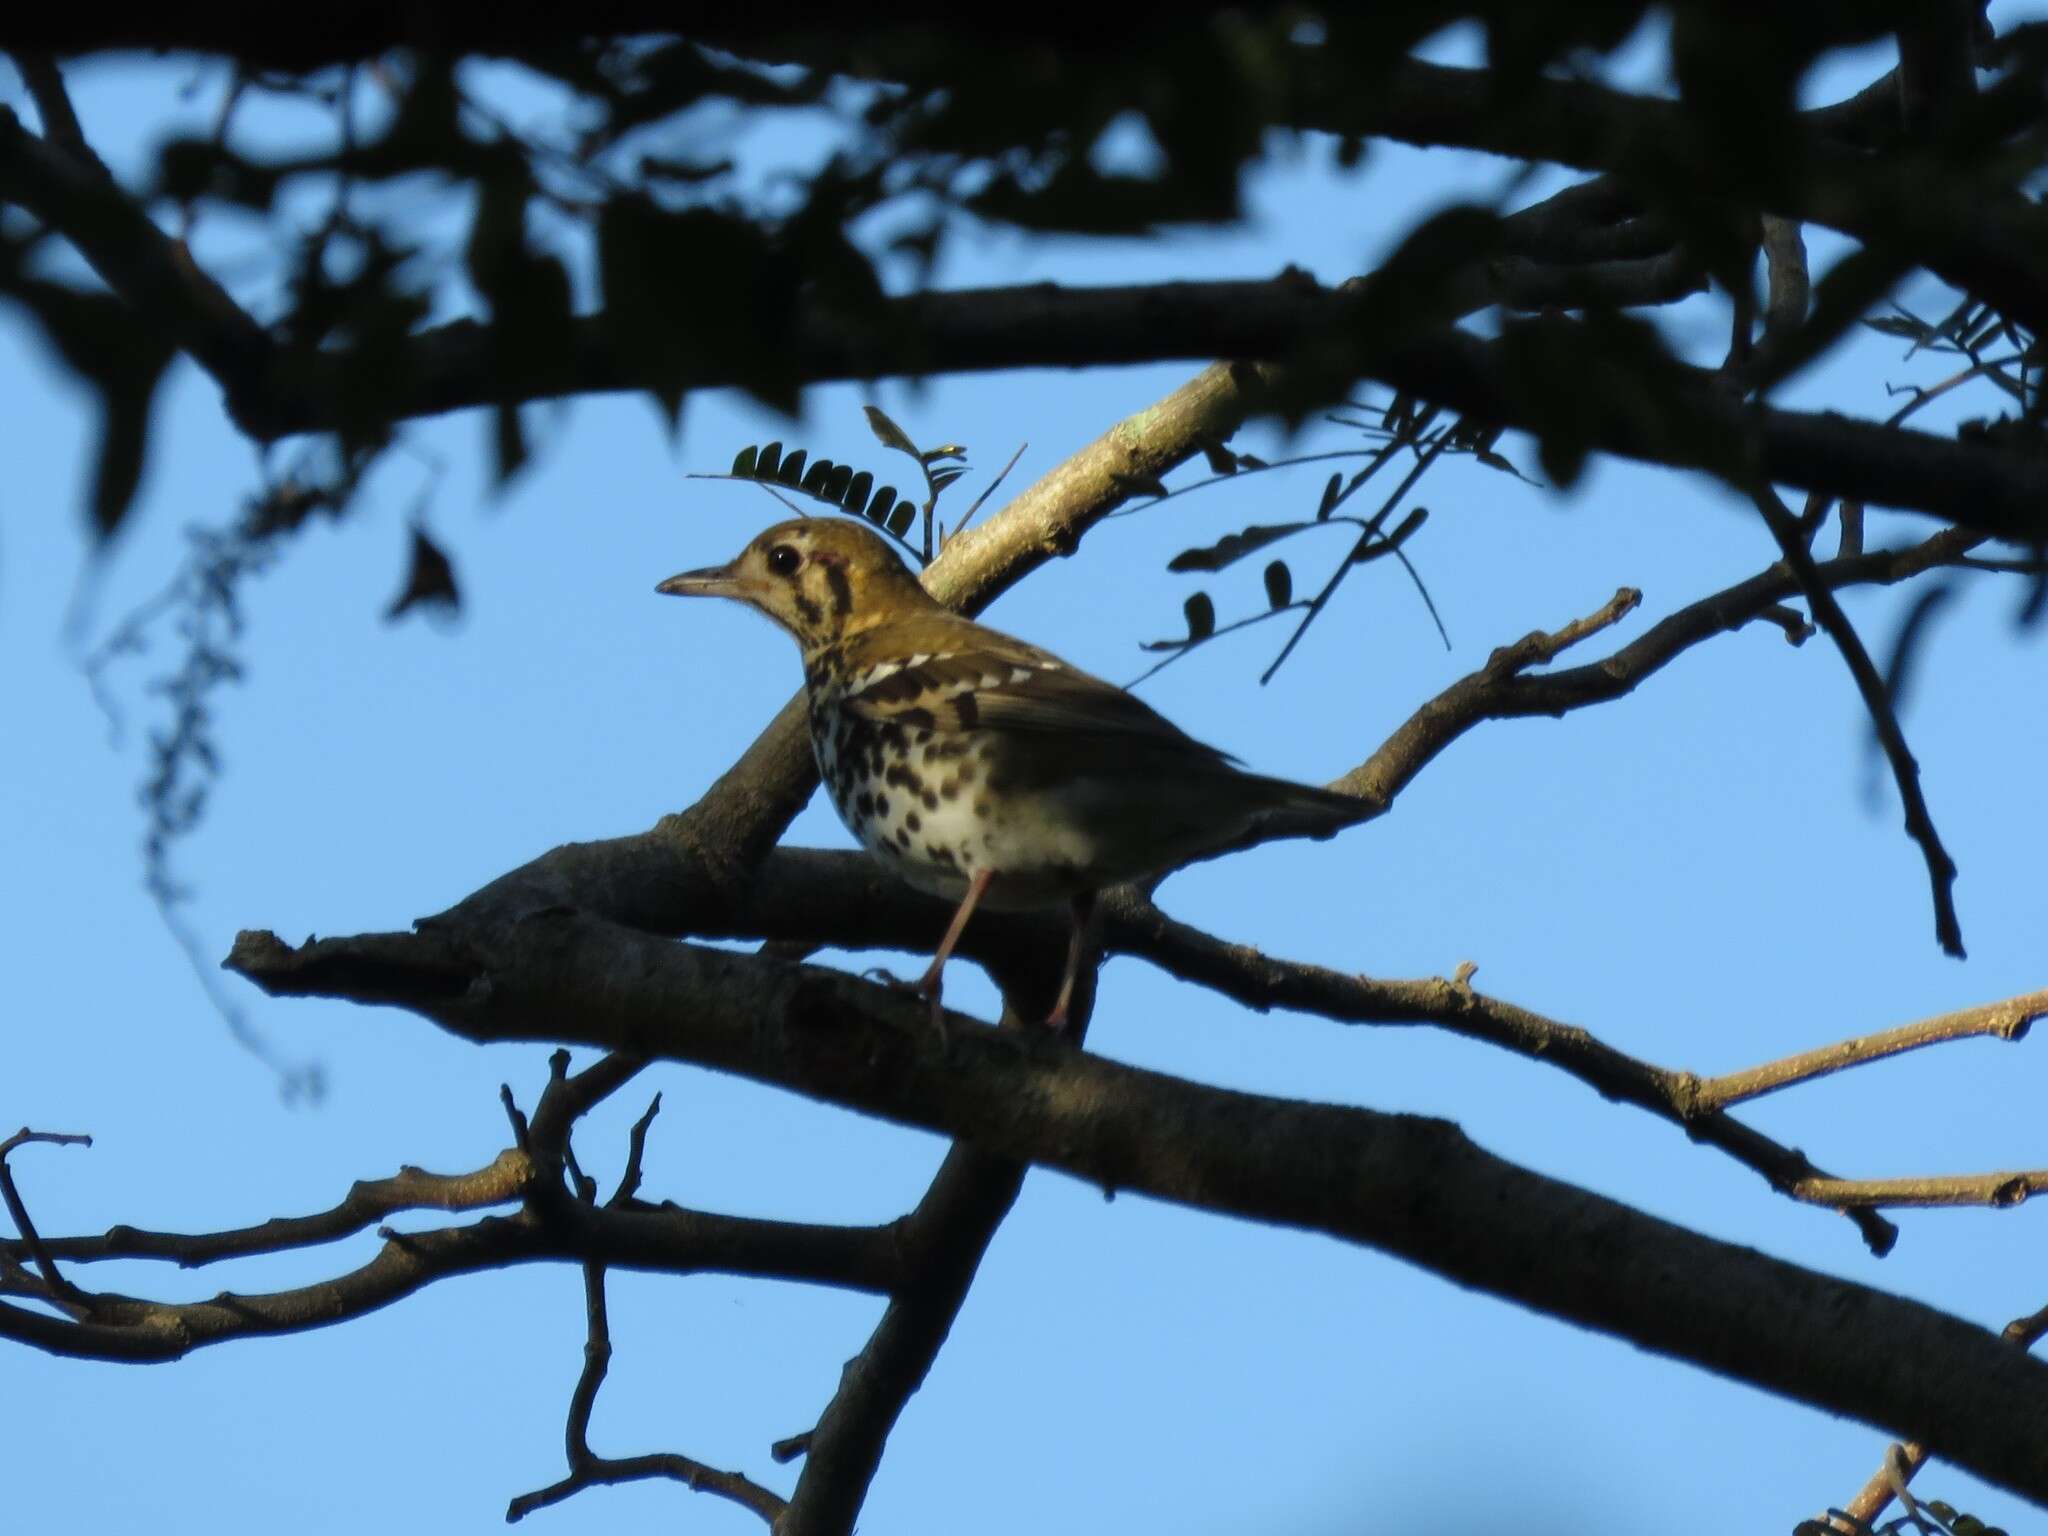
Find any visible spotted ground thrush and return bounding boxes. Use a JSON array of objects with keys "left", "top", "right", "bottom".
[{"left": 658, "top": 517, "right": 1369, "bottom": 1030}]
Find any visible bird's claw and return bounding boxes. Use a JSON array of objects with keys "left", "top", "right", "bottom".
[{"left": 860, "top": 965, "right": 951, "bottom": 1052}]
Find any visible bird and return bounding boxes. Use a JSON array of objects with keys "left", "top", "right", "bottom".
[{"left": 657, "top": 516, "right": 1370, "bottom": 1033}]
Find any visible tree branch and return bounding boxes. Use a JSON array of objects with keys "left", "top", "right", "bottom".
[
  {"left": 506, "top": 1095, "right": 788, "bottom": 1528},
  {"left": 0, "top": 1144, "right": 902, "bottom": 1363},
  {"left": 1753, "top": 486, "right": 1964, "bottom": 956},
  {"left": 0, "top": 105, "right": 274, "bottom": 416},
  {"left": 1693, "top": 989, "right": 2042, "bottom": 1110},
  {"left": 223, "top": 916, "right": 2048, "bottom": 1506}
]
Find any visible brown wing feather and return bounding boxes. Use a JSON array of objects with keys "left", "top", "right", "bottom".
[{"left": 835, "top": 620, "right": 1236, "bottom": 766}]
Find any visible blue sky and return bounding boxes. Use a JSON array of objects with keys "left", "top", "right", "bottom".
[{"left": 3, "top": 17, "right": 2044, "bottom": 1533}]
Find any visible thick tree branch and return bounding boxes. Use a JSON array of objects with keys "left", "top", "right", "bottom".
[
  {"left": 223, "top": 917, "right": 2048, "bottom": 1507},
  {"left": 778, "top": 971, "right": 1085, "bottom": 1536},
  {"left": 780, "top": 1144, "right": 1025, "bottom": 1536},
  {"left": 1834, "top": 1291, "right": 2048, "bottom": 1532}
]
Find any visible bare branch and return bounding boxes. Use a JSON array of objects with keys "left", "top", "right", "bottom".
[
  {"left": 1791, "top": 1171, "right": 2048, "bottom": 1210},
  {"left": 507, "top": 1112, "right": 786, "bottom": 1529},
  {"left": 223, "top": 917, "right": 2048, "bottom": 1505},
  {"left": 3, "top": 1148, "right": 531, "bottom": 1268},
  {"left": 781, "top": 979, "right": 1081, "bottom": 1536},
  {"left": 1753, "top": 486, "right": 1965, "bottom": 957},
  {"left": 0, "top": 1128, "right": 93, "bottom": 1303},
  {"left": 0, "top": 1171, "right": 901, "bottom": 1363},
  {"left": 1695, "top": 989, "right": 2044, "bottom": 1110}
]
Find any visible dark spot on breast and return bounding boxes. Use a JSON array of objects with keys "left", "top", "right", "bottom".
[
  {"left": 921, "top": 789, "right": 939, "bottom": 811},
  {"left": 855, "top": 792, "right": 874, "bottom": 817},
  {"left": 905, "top": 811, "right": 922, "bottom": 832},
  {"left": 885, "top": 763, "right": 917, "bottom": 791},
  {"left": 973, "top": 799, "right": 991, "bottom": 818},
  {"left": 938, "top": 776, "right": 962, "bottom": 800},
  {"left": 913, "top": 729, "right": 932, "bottom": 746},
  {"left": 953, "top": 693, "right": 979, "bottom": 727},
  {"left": 929, "top": 738, "right": 971, "bottom": 761},
  {"left": 926, "top": 844, "right": 958, "bottom": 866},
  {"left": 875, "top": 795, "right": 890, "bottom": 818},
  {"left": 879, "top": 724, "right": 906, "bottom": 749},
  {"left": 896, "top": 707, "right": 936, "bottom": 731},
  {"left": 895, "top": 827, "right": 913, "bottom": 849}
]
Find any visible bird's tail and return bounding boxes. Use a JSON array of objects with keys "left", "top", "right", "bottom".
[{"left": 1237, "top": 774, "right": 1374, "bottom": 845}]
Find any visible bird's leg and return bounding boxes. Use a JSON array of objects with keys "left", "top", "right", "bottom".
[
  {"left": 1044, "top": 889, "right": 1099, "bottom": 1033},
  {"left": 914, "top": 868, "right": 994, "bottom": 1042}
]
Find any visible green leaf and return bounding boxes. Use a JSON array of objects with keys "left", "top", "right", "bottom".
[
  {"left": 731, "top": 445, "right": 759, "bottom": 477},
  {"left": 867, "top": 484, "right": 898, "bottom": 523},
  {"left": 1169, "top": 522, "right": 1315, "bottom": 573},
  {"left": 845, "top": 469, "right": 873, "bottom": 511},
  {"left": 929, "top": 465, "right": 967, "bottom": 494},
  {"left": 922, "top": 443, "right": 967, "bottom": 463},
  {"left": 1263, "top": 560, "right": 1292, "bottom": 610},
  {"left": 801, "top": 459, "right": 835, "bottom": 495},
  {"left": 776, "top": 449, "right": 808, "bottom": 486},
  {"left": 1183, "top": 591, "right": 1216, "bottom": 642},
  {"left": 886, "top": 500, "right": 916, "bottom": 537},
  {"left": 755, "top": 441, "right": 783, "bottom": 480},
  {"left": 823, "top": 463, "right": 854, "bottom": 503},
  {"left": 863, "top": 404, "right": 920, "bottom": 458}
]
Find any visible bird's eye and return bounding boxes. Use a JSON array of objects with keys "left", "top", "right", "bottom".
[{"left": 766, "top": 544, "right": 801, "bottom": 577}]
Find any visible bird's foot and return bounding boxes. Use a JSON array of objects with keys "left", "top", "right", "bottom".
[
  {"left": 861, "top": 964, "right": 916, "bottom": 992},
  {"left": 914, "top": 962, "right": 951, "bottom": 1053},
  {"left": 863, "top": 965, "right": 952, "bottom": 1052}
]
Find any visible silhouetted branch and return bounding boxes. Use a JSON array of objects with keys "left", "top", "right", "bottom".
[
  {"left": 506, "top": 1094, "right": 787, "bottom": 1528},
  {"left": 222, "top": 915, "right": 2048, "bottom": 1506},
  {"left": 1753, "top": 486, "right": 1965, "bottom": 956}
]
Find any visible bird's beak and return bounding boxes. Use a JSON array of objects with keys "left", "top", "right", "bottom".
[{"left": 655, "top": 562, "right": 741, "bottom": 598}]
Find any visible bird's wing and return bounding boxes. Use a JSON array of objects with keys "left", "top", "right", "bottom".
[{"left": 835, "top": 627, "right": 1237, "bottom": 765}]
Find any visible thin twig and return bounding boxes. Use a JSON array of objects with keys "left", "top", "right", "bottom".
[
  {"left": 1753, "top": 485, "right": 1966, "bottom": 957},
  {"left": 1693, "top": 988, "right": 2044, "bottom": 1109},
  {"left": 1, "top": 1148, "right": 532, "bottom": 1268},
  {"left": 505, "top": 1096, "right": 785, "bottom": 1528},
  {"left": 1790, "top": 1171, "right": 2048, "bottom": 1209},
  {"left": 0, "top": 1129, "right": 94, "bottom": 1303},
  {"left": 613, "top": 1093, "right": 663, "bottom": 1205},
  {"left": 948, "top": 439, "right": 1027, "bottom": 542}
]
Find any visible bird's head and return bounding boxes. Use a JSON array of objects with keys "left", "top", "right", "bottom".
[{"left": 657, "top": 517, "right": 939, "bottom": 653}]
